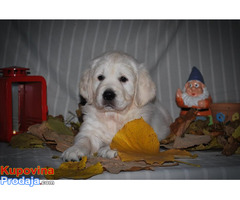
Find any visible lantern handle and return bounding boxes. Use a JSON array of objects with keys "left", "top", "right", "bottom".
[{"left": 0, "top": 67, "right": 30, "bottom": 77}]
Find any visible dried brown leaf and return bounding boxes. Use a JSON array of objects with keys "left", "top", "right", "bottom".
[
  {"left": 28, "top": 119, "right": 74, "bottom": 152},
  {"left": 172, "top": 134, "right": 212, "bottom": 149},
  {"left": 222, "top": 136, "right": 239, "bottom": 156},
  {"left": 86, "top": 157, "right": 178, "bottom": 174},
  {"left": 161, "top": 109, "right": 197, "bottom": 144}
]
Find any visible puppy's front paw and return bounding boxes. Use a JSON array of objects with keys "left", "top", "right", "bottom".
[
  {"left": 61, "top": 145, "right": 89, "bottom": 162},
  {"left": 98, "top": 146, "right": 118, "bottom": 158}
]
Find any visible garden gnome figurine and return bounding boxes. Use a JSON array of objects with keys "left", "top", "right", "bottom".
[{"left": 176, "top": 66, "right": 212, "bottom": 117}]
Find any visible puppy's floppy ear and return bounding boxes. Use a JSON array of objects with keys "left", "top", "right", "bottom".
[
  {"left": 79, "top": 68, "right": 93, "bottom": 104},
  {"left": 134, "top": 65, "right": 156, "bottom": 107}
]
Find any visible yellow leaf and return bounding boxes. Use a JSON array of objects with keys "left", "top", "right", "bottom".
[
  {"left": 72, "top": 162, "right": 103, "bottom": 179},
  {"left": 110, "top": 118, "right": 160, "bottom": 154},
  {"left": 120, "top": 152, "right": 168, "bottom": 165},
  {"left": 232, "top": 112, "right": 239, "bottom": 121},
  {"left": 110, "top": 118, "right": 196, "bottom": 165},
  {"left": 45, "top": 156, "right": 103, "bottom": 180},
  {"left": 232, "top": 126, "right": 240, "bottom": 139}
]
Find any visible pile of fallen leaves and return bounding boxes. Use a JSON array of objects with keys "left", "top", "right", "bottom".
[
  {"left": 161, "top": 108, "right": 240, "bottom": 156},
  {"left": 10, "top": 105, "right": 83, "bottom": 152},
  {"left": 14, "top": 106, "right": 240, "bottom": 179},
  {"left": 45, "top": 118, "right": 197, "bottom": 180},
  {"left": 27, "top": 115, "right": 75, "bottom": 152},
  {"left": 10, "top": 105, "right": 240, "bottom": 179}
]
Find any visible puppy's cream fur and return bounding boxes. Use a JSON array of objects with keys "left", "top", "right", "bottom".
[{"left": 62, "top": 52, "right": 171, "bottom": 161}]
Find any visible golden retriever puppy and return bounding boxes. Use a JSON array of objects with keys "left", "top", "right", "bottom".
[{"left": 62, "top": 51, "right": 171, "bottom": 161}]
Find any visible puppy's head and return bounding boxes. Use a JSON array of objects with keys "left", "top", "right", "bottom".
[{"left": 80, "top": 52, "right": 156, "bottom": 111}]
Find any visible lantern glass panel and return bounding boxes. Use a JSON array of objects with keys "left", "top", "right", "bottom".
[
  {"left": 12, "top": 83, "right": 19, "bottom": 132},
  {"left": 11, "top": 82, "right": 43, "bottom": 134}
]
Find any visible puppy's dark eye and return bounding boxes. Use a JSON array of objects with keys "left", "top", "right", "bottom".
[
  {"left": 98, "top": 75, "right": 105, "bottom": 81},
  {"left": 119, "top": 76, "right": 128, "bottom": 83}
]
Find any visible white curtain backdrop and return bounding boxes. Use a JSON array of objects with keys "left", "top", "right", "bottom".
[{"left": 0, "top": 20, "right": 239, "bottom": 119}]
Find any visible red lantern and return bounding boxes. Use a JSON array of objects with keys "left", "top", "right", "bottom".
[{"left": 0, "top": 67, "right": 48, "bottom": 142}]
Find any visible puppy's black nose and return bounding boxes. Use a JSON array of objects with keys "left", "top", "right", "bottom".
[{"left": 103, "top": 89, "right": 116, "bottom": 101}]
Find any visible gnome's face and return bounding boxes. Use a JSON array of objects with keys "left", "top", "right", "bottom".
[{"left": 185, "top": 80, "right": 205, "bottom": 97}]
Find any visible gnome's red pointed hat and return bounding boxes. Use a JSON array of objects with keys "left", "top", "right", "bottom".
[{"left": 187, "top": 66, "right": 205, "bottom": 84}]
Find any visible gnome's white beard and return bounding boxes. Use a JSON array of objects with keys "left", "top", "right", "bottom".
[{"left": 182, "top": 87, "right": 209, "bottom": 107}]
